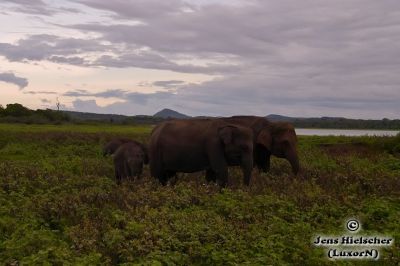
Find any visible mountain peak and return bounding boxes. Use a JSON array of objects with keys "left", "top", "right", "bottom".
[{"left": 153, "top": 108, "right": 190, "bottom": 119}]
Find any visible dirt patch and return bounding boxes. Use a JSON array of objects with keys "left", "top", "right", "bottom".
[{"left": 319, "top": 142, "right": 378, "bottom": 158}]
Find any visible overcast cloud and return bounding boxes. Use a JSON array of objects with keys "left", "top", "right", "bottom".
[
  {"left": 1, "top": 0, "right": 54, "bottom": 15},
  {"left": 0, "top": 0, "right": 399, "bottom": 118}
]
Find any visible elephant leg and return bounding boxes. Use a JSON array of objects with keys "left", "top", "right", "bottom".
[
  {"left": 207, "top": 145, "right": 229, "bottom": 187},
  {"left": 125, "top": 162, "right": 132, "bottom": 181},
  {"left": 216, "top": 171, "right": 228, "bottom": 188},
  {"left": 212, "top": 167, "right": 228, "bottom": 187},
  {"left": 259, "top": 154, "right": 270, "bottom": 173},
  {"left": 136, "top": 164, "right": 143, "bottom": 179},
  {"left": 158, "top": 175, "right": 168, "bottom": 186},
  {"left": 205, "top": 169, "right": 217, "bottom": 183},
  {"left": 166, "top": 171, "right": 176, "bottom": 179},
  {"left": 165, "top": 171, "right": 175, "bottom": 185},
  {"left": 156, "top": 169, "right": 170, "bottom": 185},
  {"left": 123, "top": 161, "right": 131, "bottom": 182},
  {"left": 115, "top": 165, "right": 122, "bottom": 184},
  {"left": 166, "top": 171, "right": 178, "bottom": 185},
  {"left": 255, "top": 147, "right": 270, "bottom": 173},
  {"left": 150, "top": 159, "right": 167, "bottom": 185}
]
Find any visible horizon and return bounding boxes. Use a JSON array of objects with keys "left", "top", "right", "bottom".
[
  {"left": 3, "top": 103, "right": 398, "bottom": 121},
  {"left": 1, "top": 1, "right": 399, "bottom": 119},
  {"left": 63, "top": 107, "right": 400, "bottom": 120}
]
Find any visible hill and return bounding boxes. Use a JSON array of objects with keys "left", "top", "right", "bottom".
[{"left": 153, "top": 108, "right": 190, "bottom": 119}]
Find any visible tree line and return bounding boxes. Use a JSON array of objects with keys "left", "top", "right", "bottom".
[
  {"left": 0, "top": 103, "right": 70, "bottom": 124},
  {"left": 290, "top": 117, "right": 400, "bottom": 130},
  {"left": 0, "top": 103, "right": 399, "bottom": 129}
]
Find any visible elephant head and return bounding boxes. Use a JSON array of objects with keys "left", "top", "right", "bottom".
[
  {"left": 103, "top": 140, "right": 121, "bottom": 156},
  {"left": 256, "top": 122, "right": 299, "bottom": 175},
  {"left": 103, "top": 138, "right": 132, "bottom": 156},
  {"left": 219, "top": 125, "right": 254, "bottom": 185}
]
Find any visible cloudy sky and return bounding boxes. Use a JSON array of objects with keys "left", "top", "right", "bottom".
[{"left": 0, "top": 0, "right": 399, "bottom": 118}]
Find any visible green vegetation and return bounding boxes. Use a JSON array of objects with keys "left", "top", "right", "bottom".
[
  {"left": 2, "top": 103, "right": 400, "bottom": 129},
  {"left": 0, "top": 104, "right": 70, "bottom": 124},
  {"left": 291, "top": 117, "right": 400, "bottom": 130},
  {"left": 0, "top": 124, "right": 399, "bottom": 265}
]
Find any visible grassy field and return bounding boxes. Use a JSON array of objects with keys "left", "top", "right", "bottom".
[{"left": 0, "top": 123, "right": 399, "bottom": 265}]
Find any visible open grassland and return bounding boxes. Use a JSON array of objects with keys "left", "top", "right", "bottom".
[{"left": 0, "top": 123, "right": 399, "bottom": 265}]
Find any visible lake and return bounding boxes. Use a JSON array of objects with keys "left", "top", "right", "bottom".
[{"left": 296, "top": 128, "right": 399, "bottom": 136}]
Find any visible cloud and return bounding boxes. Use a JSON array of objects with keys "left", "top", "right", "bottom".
[
  {"left": 0, "top": 72, "right": 28, "bottom": 89},
  {"left": 92, "top": 52, "right": 238, "bottom": 74},
  {"left": 1, "top": 0, "right": 400, "bottom": 118},
  {"left": 0, "top": 34, "right": 109, "bottom": 64},
  {"left": 66, "top": 88, "right": 175, "bottom": 105},
  {"left": 152, "top": 80, "right": 185, "bottom": 89},
  {"left": 23, "top": 90, "right": 57, "bottom": 95},
  {"left": 0, "top": 34, "right": 236, "bottom": 74},
  {"left": 0, "top": 0, "right": 53, "bottom": 15},
  {"left": 72, "top": 99, "right": 104, "bottom": 113},
  {"left": 48, "top": 56, "right": 86, "bottom": 65},
  {"left": 73, "top": 0, "right": 189, "bottom": 19},
  {"left": 64, "top": 89, "right": 127, "bottom": 98},
  {"left": 70, "top": 93, "right": 177, "bottom": 115},
  {"left": 71, "top": 0, "right": 400, "bottom": 67},
  {"left": 125, "top": 91, "right": 174, "bottom": 105},
  {"left": 67, "top": 68, "right": 400, "bottom": 119},
  {"left": 0, "top": 0, "right": 81, "bottom": 15},
  {"left": 40, "top": 98, "right": 51, "bottom": 104}
]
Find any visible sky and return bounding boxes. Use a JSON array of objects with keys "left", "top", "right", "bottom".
[{"left": 0, "top": 0, "right": 399, "bottom": 119}]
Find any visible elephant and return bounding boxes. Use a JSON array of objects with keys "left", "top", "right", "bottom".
[
  {"left": 149, "top": 119, "right": 254, "bottom": 187},
  {"left": 219, "top": 116, "right": 299, "bottom": 175},
  {"left": 113, "top": 141, "right": 149, "bottom": 184},
  {"left": 103, "top": 138, "right": 136, "bottom": 156}
]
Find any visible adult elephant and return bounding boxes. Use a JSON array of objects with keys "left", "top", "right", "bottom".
[
  {"left": 149, "top": 119, "right": 254, "bottom": 186},
  {"left": 220, "top": 116, "right": 299, "bottom": 175}
]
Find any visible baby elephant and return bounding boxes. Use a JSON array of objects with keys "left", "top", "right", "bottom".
[
  {"left": 113, "top": 141, "right": 148, "bottom": 184},
  {"left": 103, "top": 138, "right": 133, "bottom": 156}
]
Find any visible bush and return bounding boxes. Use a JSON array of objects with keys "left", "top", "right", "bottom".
[
  {"left": 1, "top": 103, "right": 32, "bottom": 117},
  {"left": 0, "top": 104, "right": 70, "bottom": 124}
]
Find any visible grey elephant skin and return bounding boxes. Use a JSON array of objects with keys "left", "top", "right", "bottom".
[
  {"left": 113, "top": 141, "right": 149, "bottom": 184},
  {"left": 103, "top": 138, "right": 135, "bottom": 156},
  {"left": 220, "top": 116, "right": 299, "bottom": 175},
  {"left": 149, "top": 119, "right": 254, "bottom": 186}
]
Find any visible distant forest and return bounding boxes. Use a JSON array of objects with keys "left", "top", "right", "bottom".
[
  {"left": 290, "top": 117, "right": 400, "bottom": 130},
  {"left": 0, "top": 103, "right": 399, "bottom": 129}
]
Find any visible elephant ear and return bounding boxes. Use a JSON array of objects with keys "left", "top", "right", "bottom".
[
  {"left": 218, "top": 125, "right": 235, "bottom": 145},
  {"left": 256, "top": 128, "right": 272, "bottom": 150}
]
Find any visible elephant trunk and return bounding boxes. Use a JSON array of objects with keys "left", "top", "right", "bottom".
[
  {"left": 286, "top": 149, "right": 300, "bottom": 175},
  {"left": 241, "top": 154, "right": 253, "bottom": 186}
]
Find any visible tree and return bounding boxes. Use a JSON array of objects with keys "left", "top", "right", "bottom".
[
  {"left": 56, "top": 98, "right": 60, "bottom": 111},
  {"left": 3, "top": 103, "right": 32, "bottom": 117}
]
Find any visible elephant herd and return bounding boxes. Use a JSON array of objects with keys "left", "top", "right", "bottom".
[{"left": 103, "top": 116, "right": 300, "bottom": 186}]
